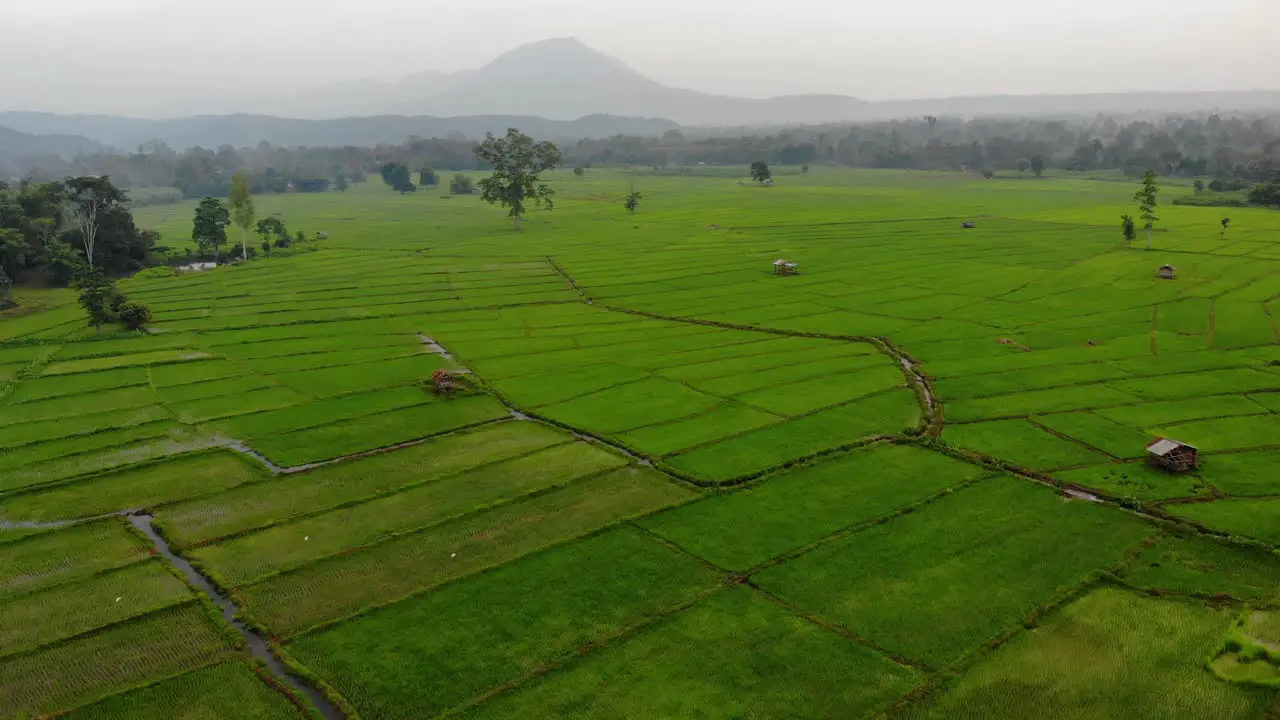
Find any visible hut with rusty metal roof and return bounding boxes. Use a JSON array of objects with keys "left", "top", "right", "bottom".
[{"left": 1146, "top": 438, "right": 1198, "bottom": 473}]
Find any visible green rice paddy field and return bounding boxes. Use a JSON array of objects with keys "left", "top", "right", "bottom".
[{"left": 2, "top": 167, "right": 1279, "bottom": 718}]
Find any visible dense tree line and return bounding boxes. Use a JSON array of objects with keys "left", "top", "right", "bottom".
[
  {"left": 565, "top": 114, "right": 1280, "bottom": 182},
  {"left": 0, "top": 176, "right": 155, "bottom": 286},
  {"left": 5, "top": 113, "right": 1277, "bottom": 205}
]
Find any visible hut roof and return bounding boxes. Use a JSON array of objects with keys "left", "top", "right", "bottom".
[
  {"left": 773, "top": 259, "right": 789, "bottom": 266},
  {"left": 1146, "top": 438, "right": 1196, "bottom": 456}
]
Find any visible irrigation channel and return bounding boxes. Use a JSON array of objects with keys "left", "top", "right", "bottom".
[{"left": 127, "top": 513, "right": 346, "bottom": 720}]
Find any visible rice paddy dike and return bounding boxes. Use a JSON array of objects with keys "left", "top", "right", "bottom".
[{"left": 1, "top": 166, "right": 1278, "bottom": 719}]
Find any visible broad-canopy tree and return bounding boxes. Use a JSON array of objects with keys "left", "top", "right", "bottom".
[
  {"left": 625, "top": 191, "right": 642, "bottom": 214},
  {"left": 228, "top": 171, "right": 255, "bottom": 261},
  {"left": 750, "top": 161, "right": 772, "bottom": 183},
  {"left": 475, "top": 129, "right": 562, "bottom": 230},
  {"left": 380, "top": 163, "right": 416, "bottom": 194},
  {"left": 0, "top": 178, "right": 151, "bottom": 285},
  {"left": 192, "top": 196, "right": 231, "bottom": 263},
  {"left": 1134, "top": 171, "right": 1160, "bottom": 250},
  {"left": 419, "top": 168, "right": 439, "bottom": 187},
  {"left": 1030, "top": 155, "right": 1046, "bottom": 177},
  {"left": 255, "top": 217, "right": 288, "bottom": 247}
]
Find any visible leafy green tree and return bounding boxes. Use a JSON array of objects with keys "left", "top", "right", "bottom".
[
  {"left": 475, "top": 129, "right": 563, "bottom": 230},
  {"left": 801, "top": 164, "right": 810, "bottom": 174},
  {"left": 261, "top": 239, "right": 271, "bottom": 255},
  {"left": 1016, "top": 158, "right": 1031, "bottom": 173},
  {"left": 1193, "top": 180, "right": 1206, "bottom": 194},
  {"left": 380, "top": 163, "right": 416, "bottom": 193},
  {"left": 255, "top": 217, "right": 287, "bottom": 248},
  {"left": 1120, "top": 214, "right": 1136, "bottom": 247},
  {"left": 334, "top": 174, "right": 349, "bottom": 192},
  {"left": 228, "top": 171, "right": 255, "bottom": 261},
  {"left": 450, "top": 174, "right": 475, "bottom": 195},
  {"left": 625, "top": 191, "right": 642, "bottom": 214},
  {"left": 419, "top": 168, "right": 439, "bottom": 186},
  {"left": 1221, "top": 217, "right": 1231, "bottom": 240},
  {"left": 74, "top": 267, "right": 118, "bottom": 334},
  {"left": 118, "top": 301, "right": 152, "bottom": 331},
  {"left": 573, "top": 167, "right": 585, "bottom": 177},
  {"left": 981, "top": 168, "right": 995, "bottom": 179},
  {"left": 1248, "top": 181, "right": 1280, "bottom": 207},
  {"left": 0, "top": 228, "right": 29, "bottom": 282},
  {"left": 0, "top": 266, "right": 11, "bottom": 307},
  {"left": 750, "top": 161, "right": 772, "bottom": 183},
  {"left": 1030, "top": 155, "right": 1046, "bottom": 177},
  {"left": 1134, "top": 170, "right": 1160, "bottom": 250},
  {"left": 192, "top": 196, "right": 230, "bottom": 264},
  {"left": 295, "top": 230, "right": 306, "bottom": 245}
]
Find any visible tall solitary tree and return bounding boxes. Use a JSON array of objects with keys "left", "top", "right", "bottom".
[
  {"left": 1030, "top": 155, "right": 1046, "bottom": 177},
  {"left": 625, "top": 190, "right": 642, "bottom": 214},
  {"left": 475, "top": 128, "right": 562, "bottom": 230},
  {"left": 1220, "top": 217, "right": 1231, "bottom": 240},
  {"left": 192, "top": 196, "right": 231, "bottom": 264},
  {"left": 228, "top": 171, "right": 255, "bottom": 261},
  {"left": 750, "top": 161, "right": 772, "bottom": 183},
  {"left": 1120, "top": 214, "right": 1136, "bottom": 247},
  {"left": 1134, "top": 170, "right": 1160, "bottom": 250},
  {"left": 62, "top": 176, "right": 126, "bottom": 267}
]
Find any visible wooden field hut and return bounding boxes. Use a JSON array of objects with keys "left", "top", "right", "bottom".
[
  {"left": 1157, "top": 264, "right": 1177, "bottom": 280},
  {"left": 1145, "top": 438, "right": 1198, "bottom": 473},
  {"left": 773, "top": 259, "right": 799, "bottom": 276}
]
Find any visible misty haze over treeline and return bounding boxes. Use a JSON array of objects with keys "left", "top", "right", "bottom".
[{"left": 5, "top": 113, "right": 1277, "bottom": 203}]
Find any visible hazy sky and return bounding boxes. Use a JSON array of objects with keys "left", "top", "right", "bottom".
[{"left": 2, "top": 0, "right": 1276, "bottom": 116}]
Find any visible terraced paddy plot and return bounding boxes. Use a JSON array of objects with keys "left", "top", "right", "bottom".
[
  {"left": 235, "top": 467, "right": 699, "bottom": 637},
  {"left": 1116, "top": 534, "right": 1280, "bottom": 604},
  {"left": 665, "top": 388, "right": 921, "bottom": 483},
  {"left": 288, "top": 528, "right": 723, "bottom": 719},
  {"left": 1172, "top": 498, "right": 1280, "bottom": 545},
  {"left": 192, "top": 441, "right": 627, "bottom": 585},
  {"left": 4, "top": 366, "right": 149, "bottom": 403},
  {"left": 754, "top": 476, "right": 1154, "bottom": 667},
  {"left": 641, "top": 442, "right": 984, "bottom": 569},
  {"left": 1151, "top": 413, "right": 1280, "bottom": 452},
  {"left": 0, "top": 519, "right": 152, "bottom": 600},
  {"left": 247, "top": 394, "right": 509, "bottom": 467},
  {"left": 154, "top": 421, "right": 567, "bottom": 547},
  {"left": 901, "top": 588, "right": 1271, "bottom": 720},
  {"left": 63, "top": 661, "right": 308, "bottom": 720},
  {"left": 40, "top": 349, "right": 211, "bottom": 376},
  {"left": 0, "top": 559, "right": 193, "bottom": 658},
  {"left": 0, "top": 450, "right": 265, "bottom": 521},
  {"left": 0, "top": 602, "right": 238, "bottom": 719},
  {"left": 461, "top": 587, "right": 920, "bottom": 720},
  {"left": 945, "top": 419, "right": 1110, "bottom": 470},
  {"left": 1052, "top": 462, "right": 1207, "bottom": 502}
]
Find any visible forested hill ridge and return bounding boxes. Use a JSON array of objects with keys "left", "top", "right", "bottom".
[
  {"left": 3, "top": 37, "right": 1278, "bottom": 154},
  {"left": 0, "top": 113, "right": 678, "bottom": 155}
]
